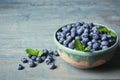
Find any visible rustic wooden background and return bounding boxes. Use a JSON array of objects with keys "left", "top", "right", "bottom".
[{"left": 0, "top": 0, "right": 120, "bottom": 80}]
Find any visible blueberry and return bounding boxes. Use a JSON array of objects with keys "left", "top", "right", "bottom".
[
  {"left": 84, "top": 29, "right": 89, "bottom": 33},
  {"left": 21, "top": 58, "right": 28, "bottom": 63},
  {"left": 36, "top": 57, "right": 43, "bottom": 63},
  {"left": 43, "top": 49, "right": 48, "bottom": 56},
  {"left": 31, "top": 56, "right": 37, "bottom": 61},
  {"left": 48, "top": 63, "right": 56, "bottom": 69},
  {"left": 81, "top": 33, "right": 89, "bottom": 38},
  {"left": 66, "top": 36, "right": 72, "bottom": 42},
  {"left": 101, "top": 34, "right": 107, "bottom": 40},
  {"left": 71, "top": 32, "right": 76, "bottom": 38},
  {"left": 92, "top": 39, "right": 97, "bottom": 43},
  {"left": 82, "top": 38, "right": 89, "bottom": 43},
  {"left": 83, "top": 23, "right": 89, "bottom": 29},
  {"left": 56, "top": 32, "right": 61, "bottom": 36},
  {"left": 45, "top": 56, "right": 53, "bottom": 65},
  {"left": 89, "top": 23, "right": 94, "bottom": 27},
  {"left": 92, "top": 42, "right": 100, "bottom": 50},
  {"left": 63, "top": 40, "right": 68, "bottom": 47},
  {"left": 28, "top": 60, "right": 36, "bottom": 67},
  {"left": 68, "top": 42, "right": 74, "bottom": 49},
  {"left": 48, "top": 50, "right": 53, "bottom": 55},
  {"left": 101, "top": 41, "right": 108, "bottom": 46},
  {"left": 102, "top": 46, "right": 108, "bottom": 49},
  {"left": 67, "top": 24, "right": 72, "bottom": 30},
  {"left": 17, "top": 64, "right": 24, "bottom": 70},
  {"left": 75, "top": 36, "right": 81, "bottom": 40},
  {"left": 57, "top": 35, "right": 61, "bottom": 40},
  {"left": 87, "top": 41, "right": 92, "bottom": 46},
  {"left": 87, "top": 45, "right": 92, "bottom": 49},
  {"left": 77, "top": 28, "right": 83, "bottom": 35},
  {"left": 75, "top": 22, "right": 81, "bottom": 26},
  {"left": 59, "top": 38, "right": 64, "bottom": 44},
  {"left": 53, "top": 51, "right": 59, "bottom": 56},
  {"left": 60, "top": 32, "right": 66, "bottom": 38},
  {"left": 66, "top": 32, "right": 70, "bottom": 37},
  {"left": 92, "top": 34, "right": 99, "bottom": 40},
  {"left": 41, "top": 56, "right": 46, "bottom": 61},
  {"left": 71, "top": 27, "right": 76, "bottom": 32}
]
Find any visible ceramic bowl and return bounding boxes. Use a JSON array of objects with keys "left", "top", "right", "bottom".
[{"left": 54, "top": 23, "right": 118, "bottom": 69}]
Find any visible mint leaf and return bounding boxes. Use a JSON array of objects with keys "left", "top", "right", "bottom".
[
  {"left": 98, "top": 26, "right": 116, "bottom": 38},
  {"left": 84, "top": 47, "right": 90, "bottom": 52},
  {"left": 38, "top": 50, "right": 43, "bottom": 57},
  {"left": 26, "top": 49, "right": 43, "bottom": 57},
  {"left": 74, "top": 39, "right": 90, "bottom": 52}
]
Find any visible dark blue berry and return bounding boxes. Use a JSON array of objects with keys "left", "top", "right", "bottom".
[
  {"left": 53, "top": 51, "right": 59, "bottom": 56},
  {"left": 102, "top": 46, "right": 108, "bottom": 49},
  {"left": 31, "top": 56, "right": 37, "bottom": 61},
  {"left": 48, "top": 63, "right": 56, "bottom": 69},
  {"left": 28, "top": 60, "right": 36, "bottom": 67},
  {"left": 43, "top": 49, "right": 48, "bottom": 56},
  {"left": 17, "top": 64, "right": 24, "bottom": 70},
  {"left": 41, "top": 56, "right": 46, "bottom": 61},
  {"left": 92, "top": 42, "right": 100, "bottom": 50},
  {"left": 68, "top": 42, "right": 74, "bottom": 49},
  {"left": 101, "top": 41, "right": 108, "bottom": 46},
  {"left": 36, "top": 57, "right": 43, "bottom": 63},
  {"left": 21, "top": 58, "right": 28, "bottom": 63}
]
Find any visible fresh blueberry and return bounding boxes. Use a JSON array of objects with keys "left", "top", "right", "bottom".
[
  {"left": 81, "top": 33, "right": 89, "bottom": 38},
  {"left": 92, "top": 34, "right": 99, "bottom": 40},
  {"left": 75, "top": 36, "right": 81, "bottom": 40},
  {"left": 36, "top": 57, "right": 43, "bottom": 63},
  {"left": 89, "top": 23, "right": 94, "bottom": 27},
  {"left": 102, "top": 46, "right": 108, "bottom": 49},
  {"left": 92, "top": 42, "right": 100, "bottom": 50},
  {"left": 67, "top": 24, "right": 72, "bottom": 30},
  {"left": 17, "top": 64, "right": 24, "bottom": 70},
  {"left": 48, "top": 63, "right": 56, "bottom": 69},
  {"left": 56, "top": 32, "right": 61, "bottom": 36},
  {"left": 28, "top": 60, "right": 36, "bottom": 67},
  {"left": 31, "top": 56, "right": 37, "bottom": 61},
  {"left": 66, "top": 36, "right": 72, "bottom": 42},
  {"left": 75, "top": 22, "right": 81, "bottom": 26},
  {"left": 53, "top": 51, "right": 59, "bottom": 56},
  {"left": 43, "top": 49, "right": 48, "bottom": 56},
  {"left": 101, "top": 41, "right": 109, "bottom": 46},
  {"left": 48, "top": 50, "right": 53, "bottom": 55},
  {"left": 66, "top": 32, "right": 70, "bottom": 37},
  {"left": 83, "top": 23, "right": 89, "bottom": 29},
  {"left": 70, "top": 27, "right": 76, "bottom": 32},
  {"left": 57, "top": 35, "right": 61, "bottom": 40},
  {"left": 84, "top": 28, "right": 89, "bottom": 33},
  {"left": 71, "top": 32, "right": 76, "bottom": 38},
  {"left": 101, "top": 34, "right": 107, "bottom": 40},
  {"left": 87, "top": 45, "right": 92, "bottom": 50},
  {"left": 45, "top": 56, "right": 53, "bottom": 65},
  {"left": 82, "top": 38, "right": 89, "bottom": 43},
  {"left": 41, "top": 56, "right": 46, "bottom": 61},
  {"left": 63, "top": 40, "right": 68, "bottom": 47},
  {"left": 87, "top": 41, "right": 92, "bottom": 46},
  {"left": 59, "top": 38, "right": 64, "bottom": 44},
  {"left": 91, "top": 39, "right": 97, "bottom": 43},
  {"left": 21, "top": 58, "right": 28, "bottom": 63},
  {"left": 68, "top": 42, "right": 74, "bottom": 49},
  {"left": 77, "top": 28, "right": 83, "bottom": 35}
]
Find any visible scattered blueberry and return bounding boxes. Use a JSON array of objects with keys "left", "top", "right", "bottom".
[
  {"left": 28, "top": 60, "right": 36, "bottom": 67},
  {"left": 36, "top": 57, "right": 43, "bottom": 63},
  {"left": 48, "top": 63, "right": 56, "bottom": 69},
  {"left": 17, "top": 64, "right": 24, "bottom": 70},
  {"left": 53, "top": 51, "right": 59, "bottom": 56},
  {"left": 21, "top": 58, "right": 28, "bottom": 63},
  {"left": 31, "top": 56, "right": 37, "bottom": 61}
]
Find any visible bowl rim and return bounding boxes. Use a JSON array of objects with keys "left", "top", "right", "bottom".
[{"left": 54, "top": 23, "right": 119, "bottom": 56}]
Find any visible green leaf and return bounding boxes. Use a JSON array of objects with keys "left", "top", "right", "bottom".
[
  {"left": 74, "top": 39, "right": 90, "bottom": 52},
  {"left": 26, "top": 49, "right": 43, "bottom": 56},
  {"left": 38, "top": 50, "right": 43, "bottom": 57},
  {"left": 84, "top": 47, "right": 90, "bottom": 52},
  {"left": 98, "top": 26, "right": 116, "bottom": 38}
]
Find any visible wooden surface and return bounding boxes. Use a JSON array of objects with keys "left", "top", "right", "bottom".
[{"left": 0, "top": 0, "right": 120, "bottom": 80}]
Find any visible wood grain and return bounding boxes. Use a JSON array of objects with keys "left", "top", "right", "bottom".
[{"left": 0, "top": 0, "right": 120, "bottom": 80}]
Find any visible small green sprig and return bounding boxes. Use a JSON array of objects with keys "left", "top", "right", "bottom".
[
  {"left": 98, "top": 26, "right": 116, "bottom": 38},
  {"left": 74, "top": 39, "right": 90, "bottom": 52},
  {"left": 26, "top": 49, "right": 43, "bottom": 57}
]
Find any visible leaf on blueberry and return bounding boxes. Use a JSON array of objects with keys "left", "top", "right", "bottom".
[
  {"left": 74, "top": 39, "right": 90, "bottom": 52},
  {"left": 98, "top": 26, "right": 116, "bottom": 38}
]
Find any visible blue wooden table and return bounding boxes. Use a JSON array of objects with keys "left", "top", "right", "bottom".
[{"left": 0, "top": 0, "right": 120, "bottom": 80}]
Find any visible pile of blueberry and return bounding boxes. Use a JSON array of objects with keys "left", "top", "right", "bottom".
[
  {"left": 56, "top": 22, "right": 116, "bottom": 51},
  {"left": 17, "top": 49, "right": 59, "bottom": 70}
]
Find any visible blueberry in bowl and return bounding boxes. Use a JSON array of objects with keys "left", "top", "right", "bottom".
[{"left": 54, "top": 22, "right": 118, "bottom": 69}]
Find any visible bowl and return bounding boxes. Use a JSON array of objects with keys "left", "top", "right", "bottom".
[{"left": 54, "top": 23, "right": 118, "bottom": 69}]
